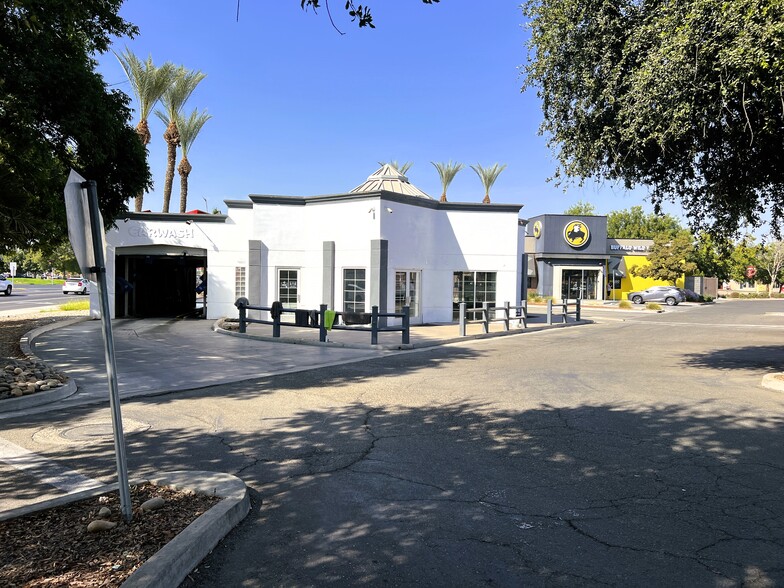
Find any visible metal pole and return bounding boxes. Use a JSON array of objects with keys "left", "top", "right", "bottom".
[
  {"left": 459, "top": 302, "right": 466, "bottom": 337},
  {"left": 576, "top": 298, "right": 581, "bottom": 321},
  {"left": 319, "top": 304, "right": 327, "bottom": 343},
  {"left": 371, "top": 306, "right": 379, "bottom": 345},
  {"left": 504, "top": 301, "right": 510, "bottom": 331},
  {"left": 238, "top": 303, "right": 247, "bottom": 333},
  {"left": 402, "top": 306, "right": 410, "bottom": 345},
  {"left": 83, "top": 181, "right": 132, "bottom": 523},
  {"left": 547, "top": 299, "right": 553, "bottom": 325},
  {"left": 482, "top": 302, "right": 489, "bottom": 334}
]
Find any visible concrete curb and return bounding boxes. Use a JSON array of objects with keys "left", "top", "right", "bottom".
[
  {"left": 0, "top": 317, "right": 88, "bottom": 414},
  {"left": 761, "top": 373, "right": 784, "bottom": 392},
  {"left": 0, "top": 470, "right": 250, "bottom": 588}
]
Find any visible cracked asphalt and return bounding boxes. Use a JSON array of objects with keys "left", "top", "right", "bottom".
[{"left": 1, "top": 300, "right": 783, "bottom": 586}]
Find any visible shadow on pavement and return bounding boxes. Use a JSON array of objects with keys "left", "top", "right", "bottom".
[
  {"left": 681, "top": 344, "right": 784, "bottom": 372},
  {"left": 6, "top": 392, "right": 783, "bottom": 586}
]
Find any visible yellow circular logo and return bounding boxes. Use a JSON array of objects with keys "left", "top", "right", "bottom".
[
  {"left": 533, "top": 221, "right": 542, "bottom": 239},
  {"left": 564, "top": 220, "right": 590, "bottom": 248}
]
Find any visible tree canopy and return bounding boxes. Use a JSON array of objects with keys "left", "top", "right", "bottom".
[
  {"left": 563, "top": 200, "right": 596, "bottom": 215},
  {"left": 607, "top": 206, "right": 683, "bottom": 239},
  {"left": 632, "top": 232, "right": 697, "bottom": 284},
  {"left": 0, "top": 0, "right": 151, "bottom": 255},
  {"left": 298, "top": 0, "right": 439, "bottom": 29},
  {"left": 522, "top": 0, "right": 784, "bottom": 238}
]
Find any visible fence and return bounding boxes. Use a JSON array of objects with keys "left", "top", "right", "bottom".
[
  {"left": 234, "top": 299, "right": 410, "bottom": 345},
  {"left": 546, "top": 298, "right": 581, "bottom": 324},
  {"left": 457, "top": 301, "right": 527, "bottom": 337}
]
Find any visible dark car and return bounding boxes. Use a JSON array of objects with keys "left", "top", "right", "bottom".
[{"left": 627, "top": 286, "right": 684, "bottom": 306}]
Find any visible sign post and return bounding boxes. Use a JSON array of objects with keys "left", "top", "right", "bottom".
[
  {"left": 63, "top": 171, "right": 132, "bottom": 523},
  {"left": 9, "top": 262, "right": 16, "bottom": 286}
]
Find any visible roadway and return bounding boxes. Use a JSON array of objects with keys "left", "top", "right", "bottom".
[
  {"left": 0, "top": 299, "right": 783, "bottom": 585},
  {"left": 0, "top": 283, "right": 78, "bottom": 314}
]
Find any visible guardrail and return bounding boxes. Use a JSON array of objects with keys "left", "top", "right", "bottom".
[
  {"left": 546, "top": 298, "right": 581, "bottom": 324},
  {"left": 458, "top": 301, "right": 527, "bottom": 337},
  {"left": 234, "top": 299, "right": 410, "bottom": 345}
]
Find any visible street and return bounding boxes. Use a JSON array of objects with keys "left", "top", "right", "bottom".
[
  {"left": 1, "top": 300, "right": 783, "bottom": 586},
  {"left": 0, "top": 283, "right": 75, "bottom": 314}
]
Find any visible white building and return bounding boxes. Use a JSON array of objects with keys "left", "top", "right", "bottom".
[{"left": 103, "top": 165, "right": 527, "bottom": 324}]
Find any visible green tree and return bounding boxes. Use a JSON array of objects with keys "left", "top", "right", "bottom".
[
  {"left": 115, "top": 50, "right": 174, "bottom": 213},
  {"left": 431, "top": 161, "right": 463, "bottom": 203},
  {"left": 607, "top": 206, "right": 683, "bottom": 239},
  {"left": 0, "top": 1, "right": 151, "bottom": 254},
  {"left": 378, "top": 161, "right": 413, "bottom": 175},
  {"left": 563, "top": 200, "right": 596, "bottom": 215},
  {"left": 175, "top": 109, "right": 212, "bottom": 213},
  {"left": 522, "top": 0, "right": 784, "bottom": 238},
  {"left": 690, "top": 233, "right": 731, "bottom": 282},
  {"left": 156, "top": 66, "right": 207, "bottom": 213},
  {"left": 295, "top": 0, "right": 439, "bottom": 29},
  {"left": 470, "top": 163, "right": 507, "bottom": 204},
  {"left": 728, "top": 236, "right": 762, "bottom": 283},
  {"left": 631, "top": 232, "right": 697, "bottom": 284},
  {"left": 757, "top": 241, "right": 784, "bottom": 294}
]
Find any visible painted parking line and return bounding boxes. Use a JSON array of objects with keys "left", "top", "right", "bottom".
[{"left": 0, "top": 437, "right": 104, "bottom": 494}]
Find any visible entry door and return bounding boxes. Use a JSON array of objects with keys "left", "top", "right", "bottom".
[
  {"left": 395, "top": 271, "right": 421, "bottom": 322},
  {"left": 278, "top": 269, "right": 299, "bottom": 308},
  {"left": 560, "top": 269, "right": 599, "bottom": 300}
]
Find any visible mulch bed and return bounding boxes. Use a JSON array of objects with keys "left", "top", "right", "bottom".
[{"left": 0, "top": 483, "right": 221, "bottom": 587}]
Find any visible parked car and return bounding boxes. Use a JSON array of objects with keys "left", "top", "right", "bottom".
[
  {"left": 0, "top": 275, "right": 11, "bottom": 296},
  {"left": 627, "top": 286, "right": 684, "bottom": 306},
  {"left": 63, "top": 277, "right": 90, "bottom": 295}
]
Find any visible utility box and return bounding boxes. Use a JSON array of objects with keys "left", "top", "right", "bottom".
[{"left": 685, "top": 276, "right": 718, "bottom": 299}]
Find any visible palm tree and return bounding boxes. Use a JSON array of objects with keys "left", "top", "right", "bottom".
[
  {"left": 155, "top": 66, "right": 206, "bottom": 213},
  {"left": 378, "top": 160, "right": 413, "bottom": 175},
  {"left": 470, "top": 163, "right": 507, "bottom": 204},
  {"left": 431, "top": 161, "right": 464, "bottom": 203},
  {"left": 175, "top": 109, "right": 212, "bottom": 213},
  {"left": 114, "top": 50, "right": 174, "bottom": 212}
]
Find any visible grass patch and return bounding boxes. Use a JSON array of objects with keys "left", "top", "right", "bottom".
[
  {"left": 646, "top": 302, "right": 662, "bottom": 311},
  {"left": 618, "top": 300, "right": 632, "bottom": 309},
  {"left": 5, "top": 278, "right": 65, "bottom": 285},
  {"left": 45, "top": 300, "right": 90, "bottom": 312}
]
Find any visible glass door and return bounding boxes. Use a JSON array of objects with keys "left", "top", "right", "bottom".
[
  {"left": 560, "top": 269, "right": 599, "bottom": 300},
  {"left": 395, "top": 271, "right": 421, "bottom": 321}
]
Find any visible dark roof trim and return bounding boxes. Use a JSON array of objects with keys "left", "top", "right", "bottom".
[
  {"left": 120, "top": 212, "right": 228, "bottom": 223},
  {"left": 224, "top": 200, "right": 253, "bottom": 209},
  {"left": 249, "top": 190, "right": 523, "bottom": 213}
]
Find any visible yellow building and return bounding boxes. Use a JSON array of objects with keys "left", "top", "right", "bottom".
[{"left": 606, "top": 239, "right": 685, "bottom": 301}]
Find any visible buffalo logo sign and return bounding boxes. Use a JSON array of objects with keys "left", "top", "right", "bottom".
[
  {"left": 563, "top": 220, "right": 590, "bottom": 248},
  {"left": 533, "top": 220, "right": 542, "bottom": 239}
]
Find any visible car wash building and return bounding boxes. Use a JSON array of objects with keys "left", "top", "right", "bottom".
[
  {"left": 526, "top": 214, "right": 609, "bottom": 300},
  {"left": 102, "top": 165, "right": 527, "bottom": 323}
]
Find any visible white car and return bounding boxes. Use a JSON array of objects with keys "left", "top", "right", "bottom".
[
  {"left": 63, "top": 277, "right": 90, "bottom": 295},
  {"left": 0, "top": 275, "right": 11, "bottom": 296}
]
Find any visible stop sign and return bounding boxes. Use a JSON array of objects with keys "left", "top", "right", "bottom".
[{"left": 746, "top": 265, "right": 757, "bottom": 278}]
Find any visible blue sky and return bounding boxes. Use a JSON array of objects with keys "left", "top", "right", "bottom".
[{"left": 97, "top": 0, "right": 677, "bottom": 220}]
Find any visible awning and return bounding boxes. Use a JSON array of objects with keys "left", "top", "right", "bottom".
[{"left": 608, "top": 256, "right": 627, "bottom": 277}]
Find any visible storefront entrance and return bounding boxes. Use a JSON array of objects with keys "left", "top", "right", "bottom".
[{"left": 559, "top": 268, "right": 600, "bottom": 300}]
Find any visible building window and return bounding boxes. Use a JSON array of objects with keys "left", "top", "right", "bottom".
[
  {"left": 235, "top": 266, "right": 246, "bottom": 299},
  {"left": 343, "top": 268, "right": 366, "bottom": 312},
  {"left": 278, "top": 269, "right": 298, "bottom": 307},
  {"left": 452, "top": 271, "right": 497, "bottom": 320}
]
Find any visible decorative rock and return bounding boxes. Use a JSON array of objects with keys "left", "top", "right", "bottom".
[
  {"left": 140, "top": 497, "right": 166, "bottom": 512},
  {"left": 87, "top": 519, "right": 117, "bottom": 532},
  {"left": 11, "top": 389, "right": 23, "bottom": 398},
  {"left": 13, "top": 368, "right": 22, "bottom": 375},
  {"left": 97, "top": 506, "right": 112, "bottom": 518}
]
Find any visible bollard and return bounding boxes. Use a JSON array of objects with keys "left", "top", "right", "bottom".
[
  {"left": 482, "top": 302, "right": 490, "bottom": 334},
  {"left": 402, "top": 306, "right": 410, "bottom": 344},
  {"left": 576, "top": 298, "right": 581, "bottom": 321},
  {"left": 272, "top": 308, "right": 281, "bottom": 338},
  {"left": 459, "top": 302, "right": 467, "bottom": 336},
  {"left": 546, "top": 299, "right": 553, "bottom": 325},
  {"left": 319, "top": 304, "right": 327, "bottom": 342},
  {"left": 503, "top": 301, "right": 510, "bottom": 331},
  {"left": 371, "top": 306, "right": 379, "bottom": 345}
]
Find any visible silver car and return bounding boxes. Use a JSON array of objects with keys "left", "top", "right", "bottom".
[{"left": 627, "top": 286, "right": 684, "bottom": 306}]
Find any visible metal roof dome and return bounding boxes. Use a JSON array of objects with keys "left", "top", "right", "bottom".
[{"left": 349, "top": 164, "right": 433, "bottom": 199}]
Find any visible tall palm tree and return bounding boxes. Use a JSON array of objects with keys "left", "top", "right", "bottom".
[
  {"left": 378, "top": 160, "right": 413, "bottom": 175},
  {"left": 431, "top": 161, "right": 464, "bottom": 203},
  {"left": 114, "top": 50, "right": 174, "bottom": 212},
  {"left": 155, "top": 66, "right": 206, "bottom": 213},
  {"left": 175, "top": 109, "right": 212, "bottom": 213},
  {"left": 470, "top": 163, "right": 507, "bottom": 204}
]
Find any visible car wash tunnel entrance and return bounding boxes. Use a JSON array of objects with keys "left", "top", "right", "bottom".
[{"left": 115, "top": 247, "right": 207, "bottom": 318}]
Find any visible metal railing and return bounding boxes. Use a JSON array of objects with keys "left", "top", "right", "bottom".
[
  {"left": 546, "top": 298, "right": 581, "bottom": 324},
  {"left": 234, "top": 299, "right": 410, "bottom": 345},
  {"left": 458, "top": 301, "right": 527, "bottom": 337}
]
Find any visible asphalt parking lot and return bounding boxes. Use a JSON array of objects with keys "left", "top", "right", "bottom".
[{"left": 1, "top": 299, "right": 783, "bottom": 586}]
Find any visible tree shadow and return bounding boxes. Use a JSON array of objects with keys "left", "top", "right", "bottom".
[
  {"left": 4, "top": 396, "right": 783, "bottom": 586},
  {"left": 681, "top": 344, "right": 784, "bottom": 372}
]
